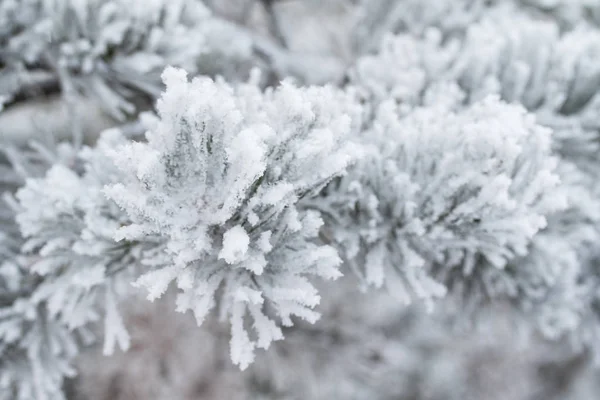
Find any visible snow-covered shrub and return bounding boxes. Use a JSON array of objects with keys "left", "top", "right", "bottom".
[
  {"left": 0, "top": 237, "right": 86, "bottom": 400},
  {"left": 530, "top": 163, "right": 600, "bottom": 355},
  {"left": 0, "top": 129, "right": 161, "bottom": 399},
  {"left": 443, "top": 163, "right": 599, "bottom": 333},
  {"left": 14, "top": 130, "right": 161, "bottom": 355},
  {"left": 349, "top": 29, "right": 462, "bottom": 121},
  {"left": 322, "top": 96, "right": 565, "bottom": 309},
  {"left": 443, "top": 12, "right": 600, "bottom": 174},
  {"left": 0, "top": 0, "right": 250, "bottom": 119},
  {"left": 347, "top": 10, "right": 600, "bottom": 351},
  {"left": 454, "top": 12, "right": 593, "bottom": 109},
  {"left": 0, "top": 140, "right": 79, "bottom": 400},
  {"left": 351, "top": 9, "right": 600, "bottom": 168},
  {"left": 104, "top": 67, "right": 361, "bottom": 369},
  {"left": 0, "top": 281, "right": 81, "bottom": 400}
]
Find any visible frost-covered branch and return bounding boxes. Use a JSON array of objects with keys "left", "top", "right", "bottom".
[
  {"left": 104, "top": 67, "right": 361, "bottom": 368},
  {"left": 0, "top": 0, "right": 258, "bottom": 122},
  {"left": 0, "top": 129, "right": 160, "bottom": 399},
  {"left": 345, "top": 5, "right": 600, "bottom": 354},
  {"left": 322, "top": 96, "right": 565, "bottom": 310}
]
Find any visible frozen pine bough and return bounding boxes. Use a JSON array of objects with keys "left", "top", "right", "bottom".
[
  {"left": 104, "top": 67, "right": 361, "bottom": 369},
  {"left": 347, "top": 4, "right": 600, "bottom": 346},
  {"left": 0, "top": 0, "right": 254, "bottom": 126},
  {"left": 14, "top": 131, "right": 162, "bottom": 356},
  {"left": 0, "top": 130, "right": 162, "bottom": 400},
  {"left": 320, "top": 96, "right": 566, "bottom": 312},
  {"left": 0, "top": 140, "right": 79, "bottom": 400}
]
